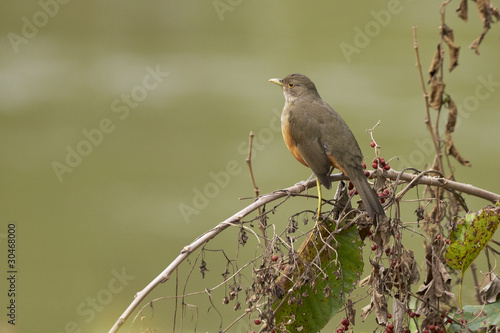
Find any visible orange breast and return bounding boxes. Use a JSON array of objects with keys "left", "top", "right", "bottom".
[{"left": 282, "top": 116, "right": 309, "bottom": 167}]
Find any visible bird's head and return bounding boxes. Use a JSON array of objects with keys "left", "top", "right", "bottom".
[{"left": 269, "top": 73, "right": 320, "bottom": 103}]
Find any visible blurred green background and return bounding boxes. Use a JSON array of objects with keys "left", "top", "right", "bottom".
[{"left": 1, "top": 1, "right": 499, "bottom": 332}]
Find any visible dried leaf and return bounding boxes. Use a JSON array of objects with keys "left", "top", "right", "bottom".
[
  {"left": 493, "top": 6, "right": 500, "bottom": 20},
  {"left": 442, "top": 25, "right": 460, "bottom": 72},
  {"left": 470, "top": 0, "right": 494, "bottom": 55},
  {"left": 416, "top": 252, "right": 454, "bottom": 316},
  {"left": 469, "top": 29, "right": 488, "bottom": 55},
  {"left": 373, "top": 290, "right": 389, "bottom": 325},
  {"left": 429, "top": 77, "right": 445, "bottom": 110},
  {"left": 444, "top": 98, "right": 471, "bottom": 166},
  {"left": 445, "top": 131, "right": 471, "bottom": 166},
  {"left": 373, "top": 215, "right": 391, "bottom": 252},
  {"left": 480, "top": 273, "right": 500, "bottom": 303},
  {"left": 477, "top": 0, "right": 493, "bottom": 28},
  {"left": 445, "top": 98, "right": 458, "bottom": 133},
  {"left": 428, "top": 44, "right": 442, "bottom": 79},
  {"left": 346, "top": 299, "right": 356, "bottom": 325},
  {"left": 432, "top": 254, "right": 451, "bottom": 298},
  {"left": 456, "top": 0, "right": 468, "bottom": 21},
  {"left": 402, "top": 248, "right": 421, "bottom": 285},
  {"left": 392, "top": 299, "right": 406, "bottom": 333}
]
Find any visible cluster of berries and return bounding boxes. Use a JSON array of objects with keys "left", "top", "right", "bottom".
[{"left": 336, "top": 317, "right": 350, "bottom": 333}]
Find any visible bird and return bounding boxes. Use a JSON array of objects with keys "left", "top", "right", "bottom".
[{"left": 269, "top": 73, "right": 385, "bottom": 219}]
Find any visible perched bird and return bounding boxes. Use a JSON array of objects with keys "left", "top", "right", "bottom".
[{"left": 269, "top": 73, "right": 385, "bottom": 219}]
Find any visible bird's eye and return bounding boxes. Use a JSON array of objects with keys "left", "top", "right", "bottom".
[{"left": 288, "top": 82, "right": 294, "bottom": 88}]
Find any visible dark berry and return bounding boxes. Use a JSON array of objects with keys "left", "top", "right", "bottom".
[
  {"left": 341, "top": 318, "right": 349, "bottom": 326},
  {"left": 362, "top": 162, "right": 367, "bottom": 169},
  {"left": 370, "top": 141, "right": 376, "bottom": 147},
  {"left": 387, "top": 313, "right": 392, "bottom": 319},
  {"left": 372, "top": 162, "right": 378, "bottom": 169},
  {"left": 254, "top": 319, "right": 261, "bottom": 325},
  {"left": 364, "top": 170, "right": 370, "bottom": 177},
  {"left": 384, "top": 164, "right": 390, "bottom": 170},
  {"left": 348, "top": 182, "right": 354, "bottom": 190},
  {"left": 371, "top": 244, "right": 377, "bottom": 251},
  {"left": 271, "top": 255, "right": 279, "bottom": 261}
]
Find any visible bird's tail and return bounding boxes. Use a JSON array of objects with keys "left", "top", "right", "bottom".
[{"left": 349, "top": 172, "right": 385, "bottom": 218}]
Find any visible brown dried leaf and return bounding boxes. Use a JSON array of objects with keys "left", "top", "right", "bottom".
[
  {"left": 373, "top": 290, "right": 388, "bottom": 325},
  {"left": 361, "top": 301, "right": 373, "bottom": 321},
  {"left": 402, "top": 249, "right": 421, "bottom": 285},
  {"left": 480, "top": 273, "right": 500, "bottom": 303},
  {"left": 392, "top": 299, "right": 406, "bottom": 333},
  {"left": 346, "top": 299, "right": 356, "bottom": 325},
  {"left": 445, "top": 131, "right": 472, "bottom": 166},
  {"left": 429, "top": 77, "right": 445, "bottom": 110},
  {"left": 457, "top": 0, "right": 468, "bottom": 21},
  {"left": 428, "top": 44, "right": 442, "bottom": 79},
  {"left": 445, "top": 98, "right": 458, "bottom": 133},
  {"left": 442, "top": 25, "right": 460, "bottom": 72},
  {"left": 470, "top": 27, "right": 490, "bottom": 55},
  {"left": 417, "top": 254, "right": 453, "bottom": 303},
  {"left": 493, "top": 6, "right": 500, "bottom": 20},
  {"left": 477, "top": 0, "right": 493, "bottom": 28},
  {"left": 432, "top": 254, "right": 451, "bottom": 297},
  {"left": 373, "top": 215, "right": 391, "bottom": 252}
]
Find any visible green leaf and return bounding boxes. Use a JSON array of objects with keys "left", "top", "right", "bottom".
[
  {"left": 449, "top": 300, "right": 500, "bottom": 332},
  {"left": 274, "top": 223, "right": 363, "bottom": 332},
  {"left": 445, "top": 205, "right": 500, "bottom": 273}
]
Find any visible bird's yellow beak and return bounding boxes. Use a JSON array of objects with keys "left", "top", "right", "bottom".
[{"left": 268, "top": 78, "right": 283, "bottom": 86}]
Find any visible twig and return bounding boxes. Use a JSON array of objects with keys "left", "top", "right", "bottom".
[
  {"left": 413, "top": 26, "right": 444, "bottom": 173},
  {"left": 246, "top": 131, "right": 268, "bottom": 247},
  {"left": 470, "top": 263, "right": 483, "bottom": 304}
]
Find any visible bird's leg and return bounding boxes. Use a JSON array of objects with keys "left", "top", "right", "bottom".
[{"left": 316, "top": 178, "right": 322, "bottom": 222}]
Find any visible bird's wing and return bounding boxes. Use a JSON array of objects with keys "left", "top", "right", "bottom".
[{"left": 288, "top": 103, "right": 332, "bottom": 189}]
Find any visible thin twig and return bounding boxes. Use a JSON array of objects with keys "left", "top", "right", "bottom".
[
  {"left": 413, "top": 26, "right": 444, "bottom": 173},
  {"left": 246, "top": 131, "right": 268, "bottom": 248}
]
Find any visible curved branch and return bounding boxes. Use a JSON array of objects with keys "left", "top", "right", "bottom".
[{"left": 108, "top": 169, "right": 499, "bottom": 333}]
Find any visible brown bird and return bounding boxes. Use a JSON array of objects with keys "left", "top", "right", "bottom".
[{"left": 269, "top": 73, "right": 385, "bottom": 219}]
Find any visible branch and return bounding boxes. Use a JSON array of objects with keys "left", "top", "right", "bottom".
[
  {"left": 382, "top": 168, "right": 500, "bottom": 203},
  {"left": 108, "top": 169, "right": 499, "bottom": 332}
]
